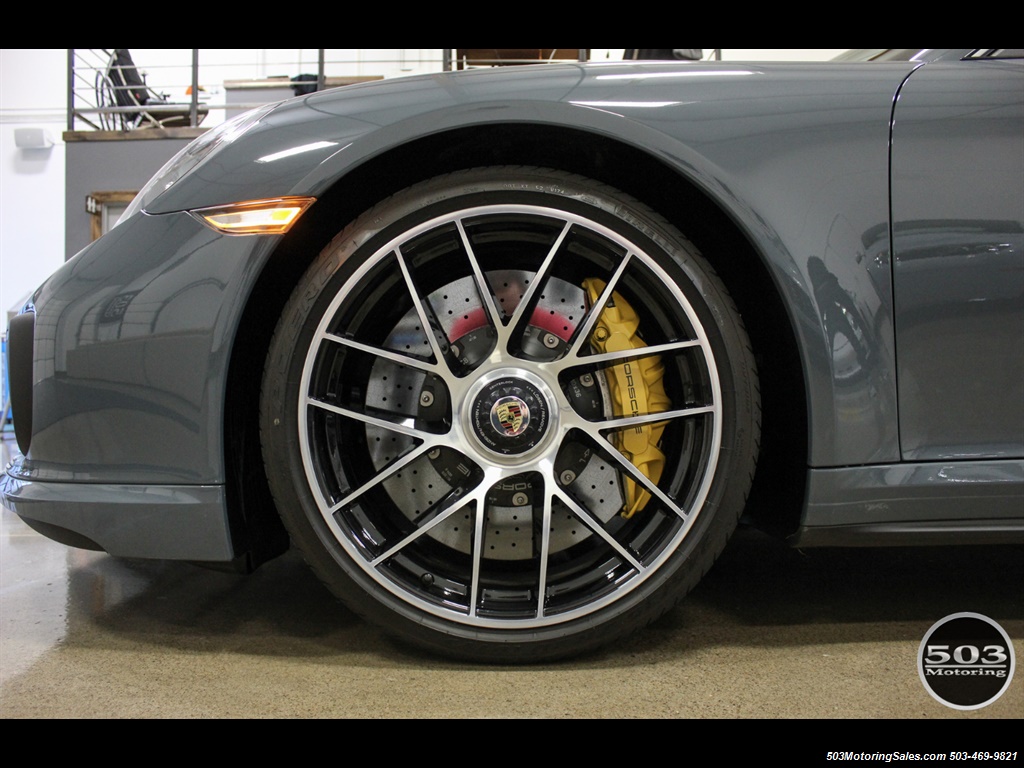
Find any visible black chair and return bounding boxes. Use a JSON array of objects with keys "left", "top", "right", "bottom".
[{"left": 99, "top": 49, "right": 207, "bottom": 130}]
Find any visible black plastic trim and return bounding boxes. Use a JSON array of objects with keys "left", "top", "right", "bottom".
[{"left": 7, "top": 311, "right": 34, "bottom": 455}]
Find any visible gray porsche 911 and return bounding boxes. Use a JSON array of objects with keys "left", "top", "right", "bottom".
[{"left": 3, "top": 49, "right": 1021, "bottom": 662}]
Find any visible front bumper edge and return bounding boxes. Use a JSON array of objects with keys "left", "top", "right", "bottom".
[{"left": 2, "top": 457, "right": 235, "bottom": 562}]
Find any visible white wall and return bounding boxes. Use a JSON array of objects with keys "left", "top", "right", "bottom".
[
  {"left": 0, "top": 49, "right": 848, "bottom": 323},
  {"left": 0, "top": 49, "right": 67, "bottom": 319}
]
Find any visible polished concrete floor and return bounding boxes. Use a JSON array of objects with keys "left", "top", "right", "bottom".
[{"left": 2, "top": 435, "right": 1022, "bottom": 719}]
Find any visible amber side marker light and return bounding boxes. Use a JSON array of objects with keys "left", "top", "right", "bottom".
[{"left": 192, "top": 197, "right": 316, "bottom": 235}]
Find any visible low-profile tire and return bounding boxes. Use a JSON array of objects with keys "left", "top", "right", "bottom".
[{"left": 261, "top": 167, "right": 759, "bottom": 663}]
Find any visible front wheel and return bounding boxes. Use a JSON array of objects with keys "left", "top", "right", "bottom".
[{"left": 261, "top": 168, "right": 759, "bottom": 662}]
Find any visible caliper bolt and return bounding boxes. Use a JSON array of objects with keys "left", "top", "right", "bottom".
[
  {"left": 512, "top": 492, "right": 529, "bottom": 506},
  {"left": 560, "top": 470, "right": 577, "bottom": 485},
  {"left": 594, "top": 327, "right": 609, "bottom": 341},
  {"left": 419, "top": 391, "right": 434, "bottom": 407},
  {"left": 450, "top": 344, "right": 461, "bottom": 358},
  {"left": 427, "top": 448, "right": 441, "bottom": 459},
  {"left": 542, "top": 333, "right": 559, "bottom": 349},
  {"left": 580, "top": 373, "right": 594, "bottom": 387}
]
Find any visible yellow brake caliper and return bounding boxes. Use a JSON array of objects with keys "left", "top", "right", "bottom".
[{"left": 582, "top": 279, "right": 671, "bottom": 518}]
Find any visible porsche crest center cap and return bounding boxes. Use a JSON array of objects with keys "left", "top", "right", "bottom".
[
  {"left": 491, "top": 396, "right": 530, "bottom": 437},
  {"left": 470, "top": 377, "right": 549, "bottom": 456}
]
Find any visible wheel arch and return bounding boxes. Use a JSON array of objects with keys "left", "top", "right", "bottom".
[{"left": 223, "top": 123, "right": 808, "bottom": 569}]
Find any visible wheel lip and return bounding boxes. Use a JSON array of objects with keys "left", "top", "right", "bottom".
[{"left": 296, "top": 201, "right": 724, "bottom": 631}]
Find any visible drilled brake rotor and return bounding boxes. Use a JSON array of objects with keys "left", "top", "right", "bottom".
[{"left": 364, "top": 270, "right": 628, "bottom": 559}]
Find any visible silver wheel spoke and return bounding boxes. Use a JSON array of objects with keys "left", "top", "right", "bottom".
[
  {"left": 455, "top": 218, "right": 506, "bottom": 333},
  {"left": 306, "top": 396, "right": 438, "bottom": 440},
  {"left": 595, "top": 437, "right": 692, "bottom": 522},
  {"left": 322, "top": 332, "right": 443, "bottom": 374},
  {"left": 553, "top": 485, "right": 645, "bottom": 572},
  {"left": 565, "top": 251, "right": 632, "bottom": 359},
  {"left": 370, "top": 489, "right": 478, "bottom": 568},
  {"left": 535, "top": 488, "right": 553, "bottom": 619},
  {"left": 553, "top": 338, "right": 701, "bottom": 374},
  {"left": 468, "top": 493, "right": 486, "bottom": 619},
  {"left": 395, "top": 245, "right": 452, "bottom": 372},
  {"left": 587, "top": 404, "right": 714, "bottom": 433},
  {"left": 329, "top": 441, "right": 436, "bottom": 515},
  {"left": 503, "top": 220, "right": 572, "bottom": 350}
]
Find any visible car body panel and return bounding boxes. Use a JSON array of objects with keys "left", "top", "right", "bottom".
[
  {"left": 7, "top": 211, "right": 278, "bottom": 485},
  {"left": 891, "top": 58, "right": 1024, "bottom": 460},
  {"left": 130, "top": 62, "right": 921, "bottom": 468},
  {"left": 798, "top": 459, "right": 1024, "bottom": 545},
  {"left": 0, "top": 476, "right": 232, "bottom": 560},
  {"left": 3, "top": 55, "right": 1023, "bottom": 566}
]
